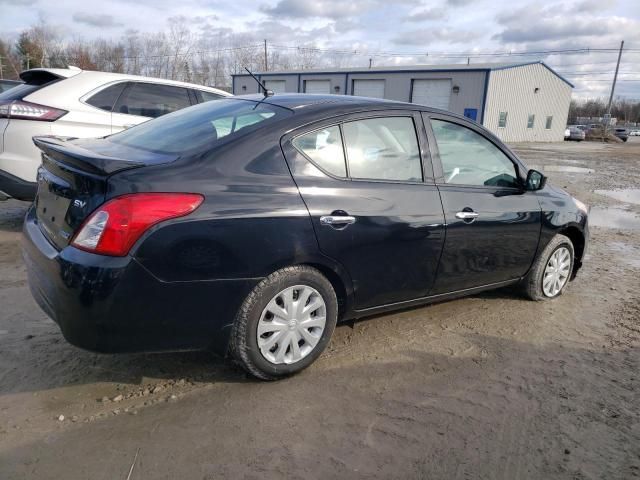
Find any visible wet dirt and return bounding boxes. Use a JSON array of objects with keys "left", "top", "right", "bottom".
[
  {"left": 595, "top": 188, "right": 640, "bottom": 205},
  {"left": 589, "top": 206, "right": 640, "bottom": 230},
  {"left": 536, "top": 165, "right": 595, "bottom": 174},
  {"left": 1, "top": 138, "right": 639, "bottom": 479}
]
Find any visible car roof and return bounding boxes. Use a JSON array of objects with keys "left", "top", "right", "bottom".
[
  {"left": 76, "top": 70, "right": 231, "bottom": 95},
  {"left": 20, "top": 67, "right": 231, "bottom": 96},
  {"left": 236, "top": 93, "right": 458, "bottom": 117}
]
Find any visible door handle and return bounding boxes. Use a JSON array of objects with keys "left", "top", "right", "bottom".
[
  {"left": 320, "top": 215, "right": 356, "bottom": 226},
  {"left": 455, "top": 211, "right": 479, "bottom": 219},
  {"left": 455, "top": 211, "right": 479, "bottom": 223}
]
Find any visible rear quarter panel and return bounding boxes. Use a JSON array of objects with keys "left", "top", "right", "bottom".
[{"left": 106, "top": 126, "right": 345, "bottom": 285}]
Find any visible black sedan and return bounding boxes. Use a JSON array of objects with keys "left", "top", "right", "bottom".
[{"left": 22, "top": 94, "right": 589, "bottom": 380}]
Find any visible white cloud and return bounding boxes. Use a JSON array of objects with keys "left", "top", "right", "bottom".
[{"left": 72, "top": 13, "right": 123, "bottom": 28}]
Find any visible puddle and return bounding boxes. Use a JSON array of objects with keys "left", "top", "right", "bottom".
[
  {"left": 595, "top": 189, "right": 640, "bottom": 205},
  {"left": 608, "top": 241, "right": 640, "bottom": 268},
  {"left": 589, "top": 207, "right": 640, "bottom": 230},
  {"left": 539, "top": 165, "right": 595, "bottom": 174}
]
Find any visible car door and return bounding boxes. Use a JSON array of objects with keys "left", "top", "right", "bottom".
[
  {"left": 424, "top": 113, "right": 541, "bottom": 294},
  {"left": 282, "top": 111, "right": 446, "bottom": 310},
  {"left": 111, "top": 82, "right": 193, "bottom": 133}
]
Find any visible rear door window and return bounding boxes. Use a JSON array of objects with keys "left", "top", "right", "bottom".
[
  {"left": 85, "top": 83, "right": 127, "bottom": 112},
  {"left": 114, "top": 83, "right": 191, "bottom": 118},
  {"left": 342, "top": 117, "right": 422, "bottom": 182},
  {"left": 193, "top": 90, "right": 224, "bottom": 103},
  {"left": 293, "top": 126, "right": 347, "bottom": 177}
]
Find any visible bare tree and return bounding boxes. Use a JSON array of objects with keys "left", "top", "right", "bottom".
[{"left": 3, "top": 19, "right": 327, "bottom": 88}]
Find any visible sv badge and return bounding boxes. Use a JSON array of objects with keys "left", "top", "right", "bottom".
[{"left": 73, "top": 199, "right": 87, "bottom": 208}]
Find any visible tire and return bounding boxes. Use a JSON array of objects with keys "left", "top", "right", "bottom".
[
  {"left": 229, "top": 266, "right": 338, "bottom": 380},
  {"left": 522, "top": 234, "right": 574, "bottom": 301}
]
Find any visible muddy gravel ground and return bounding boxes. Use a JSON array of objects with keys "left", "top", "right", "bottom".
[{"left": 1, "top": 139, "right": 639, "bottom": 479}]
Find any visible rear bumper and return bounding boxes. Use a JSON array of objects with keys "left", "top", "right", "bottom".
[
  {"left": 0, "top": 169, "right": 37, "bottom": 201},
  {"left": 22, "top": 206, "right": 259, "bottom": 355}
]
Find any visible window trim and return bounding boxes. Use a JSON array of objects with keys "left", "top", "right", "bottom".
[
  {"left": 423, "top": 112, "right": 527, "bottom": 190},
  {"left": 545, "top": 115, "right": 553, "bottom": 130},
  {"left": 287, "top": 110, "right": 430, "bottom": 185}
]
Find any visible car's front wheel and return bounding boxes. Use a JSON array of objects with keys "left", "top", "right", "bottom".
[
  {"left": 522, "top": 234, "right": 574, "bottom": 301},
  {"left": 230, "top": 266, "right": 338, "bottom": 380}
]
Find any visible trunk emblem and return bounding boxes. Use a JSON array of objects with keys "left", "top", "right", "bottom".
[{"left": 73, "top": 199, "right": 87, "bottom": 208}]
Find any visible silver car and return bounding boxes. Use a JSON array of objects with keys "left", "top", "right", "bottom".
[{"left": 565, "top": 125, "right": 586, "bottom": 141}]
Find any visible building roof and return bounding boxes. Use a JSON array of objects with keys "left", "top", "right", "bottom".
[{"left": 233, "top": 61, "right": 574, "bottom": 88}]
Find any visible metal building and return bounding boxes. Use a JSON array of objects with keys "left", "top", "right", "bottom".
[{"left": 232, "top": 61, "right": 573, "bottom": 142}]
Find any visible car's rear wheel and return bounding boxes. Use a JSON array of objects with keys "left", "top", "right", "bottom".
[
  {"left": 230, "top": 266, "right": 338, "bottom": 380},
  {"left": 522, "top": 234, "right": 574, "bottom": 301}
]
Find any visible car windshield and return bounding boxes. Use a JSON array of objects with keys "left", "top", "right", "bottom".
[{"left": 108, "top": 99, "right": 290, "bottom": 154}]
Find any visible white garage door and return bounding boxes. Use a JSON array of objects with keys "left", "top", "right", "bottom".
[
  {"left": 304, "top": 80, "right": 331, "bottom": 94},
  {"left": 411, "top": 79, "right": 452, "bottom": 110},
  {"left": 264, "top": 80, "right": 286, "bottom": 93},
  {"left": 353, "top": 79, "right": 385, "bottom": 99}
]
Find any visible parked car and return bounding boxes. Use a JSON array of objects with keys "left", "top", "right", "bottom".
[
  {"left": 613, "top": 128, "right": 629, "bottom": 142},
  {"left": 22, "top": 94, "right": 589, "bottom": 380},
  {"left": 0, "top": 68, "right": 230, "bottom": 201},
  {"left": 564, "top": 125, "right": 586, "bottom": 141},
  {"left": 629, "top": 129, "right": 640, "bottom": 136},
  {"left": 0, "top": 79, "right": 22, "bottom": 93}
]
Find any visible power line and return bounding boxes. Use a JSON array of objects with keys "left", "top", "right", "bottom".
[{"left": 269, "top": 44, "right": 640, "bottom": 58}]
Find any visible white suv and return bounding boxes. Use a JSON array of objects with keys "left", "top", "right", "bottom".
[{"left": 0, "top": 68, "right": 231, "bottom": 200}]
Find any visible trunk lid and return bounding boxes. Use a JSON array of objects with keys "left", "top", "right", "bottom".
[{"left": 32, "top": 136, "right": 177, "bottom": 250}]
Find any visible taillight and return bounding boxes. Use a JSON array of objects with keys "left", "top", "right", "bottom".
[
  {"left": 0, "top": 100, "right": 67, "bottom": 121},
  {"left": 71, "top": 193, "right": 204, "bottom": 256}
]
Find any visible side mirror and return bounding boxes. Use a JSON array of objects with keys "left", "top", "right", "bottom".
[{"left": 525, "top": 169, "right": 546, "bottom": 191}]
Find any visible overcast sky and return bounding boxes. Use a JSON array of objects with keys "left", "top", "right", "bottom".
[{"left": 1, "top": 0, "right": 639, "bottom": 98}]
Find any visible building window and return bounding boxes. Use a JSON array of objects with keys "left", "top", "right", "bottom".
[
  {"left": 498, "top": 112, "right": 508, "bottom": 128},
  {"left": 545, "top": 116, "right": 553, "bottom": 130},
  {"left": 527, "top": 114, "right": 535, "bottom": 129}
]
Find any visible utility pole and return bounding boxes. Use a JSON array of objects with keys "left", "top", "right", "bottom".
[
  {"left": 0, "top": 55, "right": 4, "bottom": 79},
  {"left": 264, "top": 39, "right": 268, "bottom": 72},
  {"left": 26, "top": 53, "right": 30, "bottom": 70},
  {"left": 369, "top": 58, "right": 372, "bottom": 68},
  {"left": 606, "top": 40, "right": 624, "bottom": 114}
]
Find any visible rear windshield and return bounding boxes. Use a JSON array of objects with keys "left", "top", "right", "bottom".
[
  {"left": 0, "top": 82, "right": 54, "bottom": 101},
  {"left": 108, "top": 99, "right": 290, "bottom": 154}
]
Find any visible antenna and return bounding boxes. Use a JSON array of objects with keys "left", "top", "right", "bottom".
[{"left": 244, "top": 67, "right": 273, "bottom": 97}]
